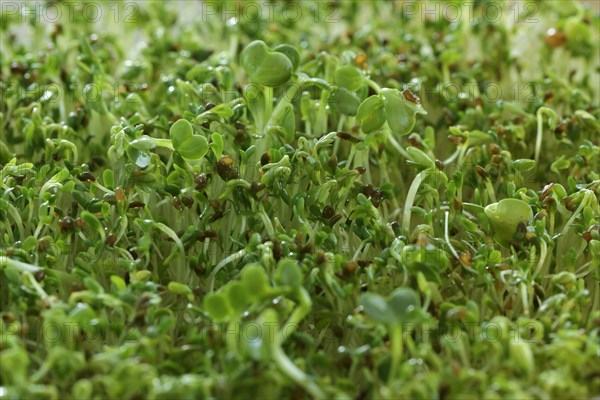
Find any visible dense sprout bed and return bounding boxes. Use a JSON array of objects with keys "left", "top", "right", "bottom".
[{"left": 1, "top": 1, "right": 599, "bottom": 399}]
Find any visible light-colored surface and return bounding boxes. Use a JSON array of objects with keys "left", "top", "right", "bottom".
[{"left": 581, "top": 0, "right": 600, "bottom": 11}]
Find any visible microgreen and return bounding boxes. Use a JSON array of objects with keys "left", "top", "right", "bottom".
[{"left": 1, "top": 1, "right": 599, "bottom": 399}]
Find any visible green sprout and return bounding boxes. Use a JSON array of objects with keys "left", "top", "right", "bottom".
[{"left": 0, "top": 1, "right": 599, "bottom": 399}]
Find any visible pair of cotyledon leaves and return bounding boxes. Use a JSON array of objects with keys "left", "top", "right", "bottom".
[
  {"left": 330, "top": 65, "right": 427, "bottom": 136},
  {"left": 126, "top": 119, "right": 209, "bottom": 167},
  {"left": 360, "top": 287, "right": 427, "bottom": 326},
  {"left": 204, "top": 259, "right": 303, "bottom": 322},
  {"left": 240, "top": 40, "right": 300, "bottom": 87},
  {"left": 242, "top": 40, "right": 427, "bottom": 136}
]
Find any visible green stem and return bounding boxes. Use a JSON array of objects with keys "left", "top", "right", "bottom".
[
  {"left": 264, "top": 86, "right": 274, "bottom": 128},
  {"left": 272, "top": 288, "right": 324, "bottom": 399},
  {"left": 154, "top": 138, "right": 174, "bottom": 150},
  {"left": 386, "top": 130, "right": 411, "bottom": 160},
  {"left": 209, "top": 249, "right": 246, "bottom": 292},
  {"left": 367, "top": 79, "right": 382, "bottom": 94},
  {"left": 272, "top": 345, "right": 324, "bottom": 399},
  {"left": 520, "top": 282, "right": 529, "bottom": 317},
  {"left": 229, "top": 33, "right": 239, "bottom": 62},
  {"left": 254, "top": 79, "right": 305, "bottom": 169},
  {"left": 389, "top": 324, "right": 403, "bottom": 384},
  {"left": 485, "top": 180, "right": 497, "bottom": 203},
  {"left": 535, "top": 110, "right": 544, "bottom": 163},
  {"left": 266, "top": 78, "right": 305, "bottom": 130}
]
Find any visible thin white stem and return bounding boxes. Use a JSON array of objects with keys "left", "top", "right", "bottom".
[
  {"left": 535, "top": 111, "right": 543, "bottom": 163},
  {"left": 520, "top": 282, "right": 529, "bottom": 317},
  {"left": 532, "top": 239, "right": 548, "bottom": 280},
  {"left": 445, "top": 211, "right": 460, "bottom": 261},
  {"left": 575, "top": 260, "right": 593, "bottom": 278},
  {"left": 386, "top": 131, "right": 411, "bottom": 160},
  {"left": 402, "top": 170, "right": 426, "bottom": 235},
  {"left": 209, "top": 249, "right": 246, "bottom": 292},
  {"left": 561, "top": 190, "right": 591, "bottom": 235}
]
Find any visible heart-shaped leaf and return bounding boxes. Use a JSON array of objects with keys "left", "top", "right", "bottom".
[
  {"left": 170, "top": 119, "right": 208, "bottom": 161},
  {"left": 241, "top": 40, "right": 293, "bottom": 87}
]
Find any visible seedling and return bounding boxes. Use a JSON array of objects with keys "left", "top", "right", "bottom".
[
  {"left": 360, "top": 288, "right": 428, "bottom": 383},
  {"left": 0, "top": 1, "right": 598, "bottom": 399}
]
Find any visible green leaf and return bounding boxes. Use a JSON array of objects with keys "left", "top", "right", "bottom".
[
  {"left": 207, "top": 103, "right": 234, "bottom": 118},
  {"left": 110, "top": 275, "right": 126, "bottom": 291},
  {"left": 279, "top": 102, "right": 296, "bottom": 141},
  {"left": 356, "top": 95, "right": 386, "bottom": 133},
  {"left": 328, "top": 87, "right": 361, "bottom": 116},
  {"left": 211, "top": 132, "right": 224, "bottom": 159},
  {"left": 575, "top": 110, "right": 599, "bottom": 131},
  {"left": 334, "top": 66, "right": 365, "bottom": 92},
  {"left": 178, "top": 135, "right": 208, "bottom": 161},
  {"left": 360, "top": 293, "right": 393, "bottom": 324},
  {"left": 0, "top": 140, "right": 12, "bottom": 164},
  {"left": 83, "top": 277, "right": 104, "bottom": 294},
  {"left": 241, "top": 264, "right": 270, "bottom": 300},
  {"left": 241, "top": 40, "right": 293, "bottom": 87},
  {"left": 129, "top": 136, "right": 157, "bottom": 150},
  {"left": 0, "top": 256, "right": 43, "bottom": 274},
  {"left": 81, "top": 211, "right": 103, "bottom": 237},
  {"left": 168, "top": 281, "right": 193, "bottom": 296},
  {"left": 406, "top": 146, "right": 435, "bottom": 169},
  {"left": 466, "top": 130, "right": 494, "bottom": 146},
  {"left": 551, "top": 156, "right": 570, "bottom": 174},
  {"left": 275, "top": 258, "right": 303, "bottom": 289},
  {"left": 204, "top": 293, "right": 231, "bottom": 322},
  {"left": 513, "top": 159, "right": 536, "bottom": 172},
  {"left": 273, "top": 44, "right": 300, "bottom": 71},
  {"left": 170, "top": 119, "right": 193, "bottom": 150},
  {"left": 69, "top": 303, "right": 97, "bottom": 327},
  {"left": 380, "top": 88, "right": 427, "bottom": 136},
  {"left": 168, "top": 118, "right": 209, "bottom": 161},
  {"left": 400, "top": 244, "right": 450, "bottom": 283},
  {"left": 226, "top": 282, "right": 249, "bottom": 314},
  {"left": 484, "top": 199, "right": 533, "bottom": 247},
  {"left": 102, "top": 169, "right": 115, "bottom": 189},
  {"left": 387, "top": 288, "right": 422, "bottom": 324}
]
